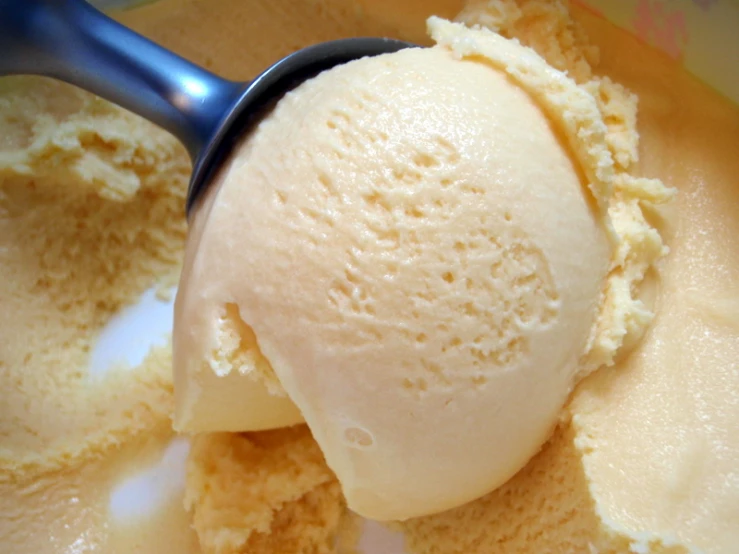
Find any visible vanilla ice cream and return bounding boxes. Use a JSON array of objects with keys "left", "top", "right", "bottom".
[
  {"left": 3, "top": 0, "right": 737, "bottom": 552},
  {"left": 173, "top": 16, "right": 668, "bottom": 520}
]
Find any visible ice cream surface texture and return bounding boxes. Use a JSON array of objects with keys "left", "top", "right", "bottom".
[
  {"left": 174, "top": 13, "right": 668, "bottom": 520},
  {"left": 2, "top": 0, "right": 737, "bottom": 552},
  {"left": 0, "top": 0, "right": 430, "bottom": 551}
]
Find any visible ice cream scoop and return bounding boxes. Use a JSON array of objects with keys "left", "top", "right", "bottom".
[
  {"left": 0, "top": 0, "right": 412, "bottom": 216},
  {"left": 173, "top": 17, "right": 633, "bottom": 521}
]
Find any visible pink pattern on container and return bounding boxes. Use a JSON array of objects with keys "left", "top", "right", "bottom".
[
  {"left": 692, "top": 0, "right": 719, "bottom": 11},
  {"left": 633, "top": 0, "right": 689, "bottom": 60}
]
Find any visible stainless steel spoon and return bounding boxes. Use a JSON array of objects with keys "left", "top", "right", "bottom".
[{"left": 0, "top": 0, "right": 413, "bottom": 216}]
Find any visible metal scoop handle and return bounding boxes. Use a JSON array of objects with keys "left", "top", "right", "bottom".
[
  {"left": 0, "top": 0, "right": 415, "bottom": 216},
  {"left": 0, "top": 0, "right": 240, "bottom": 160}
]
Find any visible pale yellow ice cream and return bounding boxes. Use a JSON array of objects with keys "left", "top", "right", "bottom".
[
  {"left": 0, "top": 76, "right": 197, "bottom": 553},
  {"left": 184, "top": 427, "right": 358, "bottom": 553},
  {"left": 1, "top": 0, "right": 737, "bottom": 552},
  {"left": 0, "top": 0, "right": 429, "bottom": 551},
  {"left": 397, "top": 6, "right": 739, "bottom": 553},
  {"left": 173, "top": 11, "right": 670, "bottom": 520}
]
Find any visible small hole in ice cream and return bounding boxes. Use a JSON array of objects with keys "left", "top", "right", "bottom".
[
  {"left": 412, "top": 153, "right": 437, "bottom": 168},
  {"left": 471, "top": 374, "right": 488, "bottom": 387},
  {"left": 343, "top": 426, "right": 375, "bottom": 449}
]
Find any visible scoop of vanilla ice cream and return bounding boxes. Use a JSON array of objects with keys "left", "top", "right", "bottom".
[{"left": 174, "top": 22, "right": 616, "bottom": 520}]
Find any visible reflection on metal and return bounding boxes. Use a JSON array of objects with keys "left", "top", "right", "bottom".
[{"left": 87, "top": 0, "right": 159, "bottom": 11}]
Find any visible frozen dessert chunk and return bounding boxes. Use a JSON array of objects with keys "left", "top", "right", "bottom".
[
  {"left": 184, "top": 0, "right": 739, "bottom": 549},
  {"left": 185, "top": 427, "right": 356, "bottom": 554},
  {"left": 0, "top": 75, "right": 196, "bottom": 553},
  {"left": 174, "top": 10, "right": 669, "bottom": 519},
  {"left": 0, "top": 74, "right": 188, "bottom": 476},
  {"left": 0, "top": 0, "right": 456, "bottom": 551},
  {"left": 184, "top": 0, "right": 739, "bottom": 551},
  {"left": 172, "top": 289, "right": 303, "bottom": 432},
  {"left": 3, "top": 0, "right": 733, "bottom": 551},
  {"left": 396, "top": 4, "right": 738, "bottom": 554}
]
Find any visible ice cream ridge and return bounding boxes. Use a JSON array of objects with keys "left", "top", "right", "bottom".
[{"left": 173, "top": 17, "right": 671, "bottom": 521}]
